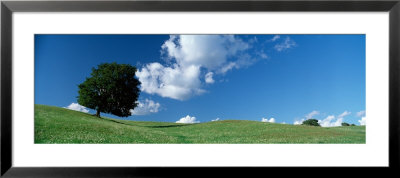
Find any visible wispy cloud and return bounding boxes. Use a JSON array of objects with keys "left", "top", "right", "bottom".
[
  {"left": 294, "top": 110, "right": 319, "bottom": 125},
  {"left": 305, "top": 110, "right": 320, "bottom": 119},
  {"left": 356, "top": 110, "right": 366, "bottom": 117},
  {"left": 338, "top": 111, "right": 351, "bottom": 118},
  {"left": 211, "top": 118, "right": 220, "bottom": 122},
  {"left": 257, "top": 50, "right": 268, "bottom": 59},
  {"left": 274, "top": 36, "right": 296, "bottom": 51},
  {"left": 269, "top": 35, "right": 280, "bottom": 42}
]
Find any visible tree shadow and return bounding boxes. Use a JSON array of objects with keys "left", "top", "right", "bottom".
[
  {"left": 106, "top": 119, "right": 190, "bottom": 128},
  {"left": 107, "top": 119, "right": 133, "bottom": 126},
  {"left": 144, "top": 125, "right": 189, "bottom": 128}
]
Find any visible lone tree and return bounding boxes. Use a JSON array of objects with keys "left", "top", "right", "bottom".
[
  {"left": 302, "top": 119, "right": 321, "bottom": 126},
  {"left": 77, "top": 62, "right": 141, "bottom": 118}
]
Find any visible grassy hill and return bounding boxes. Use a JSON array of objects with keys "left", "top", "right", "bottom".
[{"left": 35, "top": 104, "right": 366, "bottom": 144}]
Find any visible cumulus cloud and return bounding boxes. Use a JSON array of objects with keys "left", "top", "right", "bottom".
[
  {"left": 205, "top": 72, "right": 215, "bottom": 84},
  {"left": 318, "top": 111, "right": 351, "bottom": 127},
  {"left": 162, "top": 35, "right": 250, "bottom": 70},
  {"left": 130, "top": 99, "right": 161, "bottom": 115},
  {"left": 136, "top": 62, "right": 204, "bottom": 100},
  {"left": 211, "top": 118, "right": 220, "bottom": 122},
  {"left": 294, "top": 110, "right": 352, "bottom": 127},
  {"left": 137, "top": 35, "right": 259, "bottom": 100},
  {"left": 294, "top": 119, "right": 305, "bottom": 125},
  {"left": 176, "top": 115, "right": 200, "bottom": 124},
  {"left": 274, "top": 36, "right": 296, "bottom": 51},
  {"left": 261, "top": 117, "right": 275, "bottom": 123},
  {"left": 318, "top": 115, "right": 339, "bottom": 127},
  {"left": 356, "top": 110, "right": 366, "bottom": 117},
  {"left": 358, "top": 117, "right": 366, "bottom": 126},
  {"left": 64, "top": 103, "right": 89, "bottom": 113},
  {"left": 356, "top": 110, "right": 366, "bottom": 125}
]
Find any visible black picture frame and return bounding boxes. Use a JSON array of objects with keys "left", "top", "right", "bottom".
[{"left": 1, "top": 0, "right": 399, "bottom": 177}]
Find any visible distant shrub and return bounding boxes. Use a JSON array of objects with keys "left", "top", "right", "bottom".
[
  {"left": 351, "top": 124, "right": 356, "bottom": 126},
  {"left": 302, "top": 119, "right": 321, "bottom": 126},
  {"left": 341, "top": 122, "right": 350, "bottom": 126}
]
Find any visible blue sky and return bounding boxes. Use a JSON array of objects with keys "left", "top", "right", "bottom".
[{"left": 35, "top": 34, "right": 366, "bottom": 126}]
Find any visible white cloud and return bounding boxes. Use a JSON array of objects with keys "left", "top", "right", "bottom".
[
  {"left": 261, "top": 117, "right": 275, "bottom": 123},
  {"left": 358, "top": 117, "right": 366, "bottom": 126},
  {"left": 338, "top": 111, "right": 351, "bottom": 118},
  {"left": 136, "top": 62, "right": 204, "bottom": 100},
  {"left": 137, "top": 35, "right": 257, "bottom": 100},
  {"left": 305, "top": 110, "right": 320, "bottom": 119},
  {"left": 217, "top": 62, "right": 237, "bottom": 74},
  {"left": 270, "top": 35, "right": 280, "bottom": 42},
  {"left": 130, "top": 99, "right": 161, "bottom": 115},
  {"left": 64, "top": 103, "right": 89, "bottom": 113},
  {"left": 356, "top": 110, "right": 366, "bottom": 117},
  {"left": 211, "top": 118, "right": 220, "bottom": 122},
  {"left": 295, "top": 110, "right": 353, "bottom": 127},
  {"left": 356, "top": 110, "right": 366, "bottom": 126},
  {"left": 162, "top": 35, "right": 249, "bottom": 70},
  {"left": 176, "top": 115, "right": 200, "bottom": 124},
  {"left": 257, "top": 50, "right": 268, "bottom": 59},
  {"left": 318, "top": 111, "right": 351, "bottom": 127},
  {"left": 269, "top": 118, "right": 276, "bottom": 123},
  {"left": 294, "top": 119, "right": 305, "bottom": 125},
  {"left": 274, "top": 36, "right": 296, "bottom": 51},
  {"left": 205, "top": 72, "right": 215, "bottom": 84},
  {"left": 294, "top": 110, "right": 319, "bottom": 125},
  {"left": 281, "top": 122, "right": 286, "bottom": 124},
  {"left": 249, "top": 36, "right": 258, "bottom": 43},
  {"left": 318, "top": 115, "right": 338, "bottom": 127}
]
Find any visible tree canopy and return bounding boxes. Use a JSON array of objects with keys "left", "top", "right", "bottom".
[
  {"left": 341, "top": 122, "right": 350, "bottom": 126},
  {"left": 302, "top": 119, "right": 321, "bottom": 126},
  {"left": 77, "top": 62, "right": 141, "bottom": 117}
]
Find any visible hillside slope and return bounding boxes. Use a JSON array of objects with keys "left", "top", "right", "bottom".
[{"left": 35, "top": 104, "right": 366, "bottom": 144}]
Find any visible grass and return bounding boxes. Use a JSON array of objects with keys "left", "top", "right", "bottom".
[{"left": 35, "top": 104, "right": 366, "bottom": 144}]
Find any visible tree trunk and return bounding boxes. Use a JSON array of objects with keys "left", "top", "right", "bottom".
[{"left": 96, "top": 110, "right": 101, "bottom": 118}]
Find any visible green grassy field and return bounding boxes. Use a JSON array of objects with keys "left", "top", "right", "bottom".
[{"left": 35, "top": 104, "right": 366, "bottom": 144}]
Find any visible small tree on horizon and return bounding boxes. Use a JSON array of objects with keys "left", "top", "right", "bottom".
[
  {"left": 302, "top": 119, "right": 321, "bottom": 126},
  {"left": 77, "top": 62, "right": 141, "bottom": 118},
  {"left": 341, "top": 122, "right": 350, "bottom": 126}
]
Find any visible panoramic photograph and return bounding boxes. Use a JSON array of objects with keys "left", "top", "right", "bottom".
[{"left": 34, "top": 34, "right": 366, "bottom": 144}]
